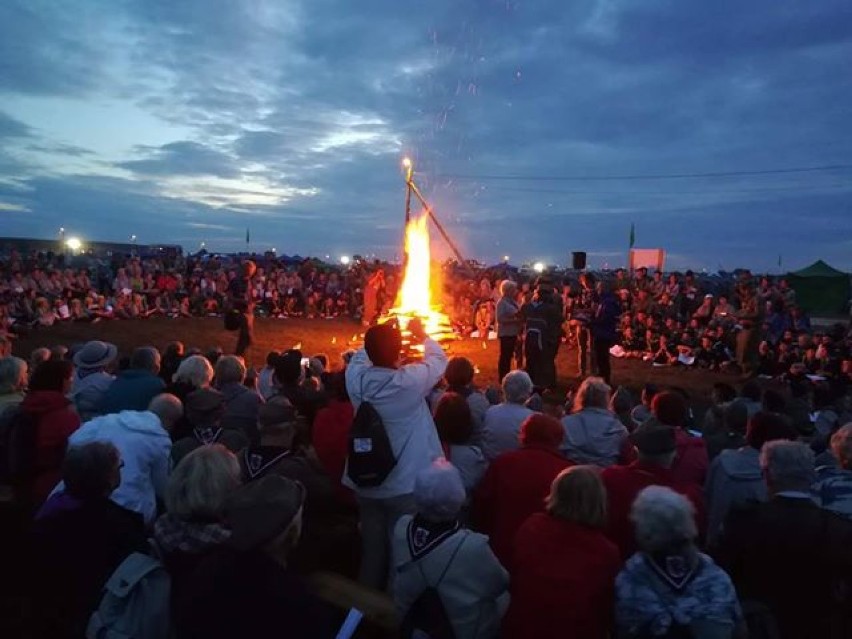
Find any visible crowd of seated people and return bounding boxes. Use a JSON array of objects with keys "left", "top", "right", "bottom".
[{"left": 1, "top": 308, "right": 852, "bottom": 636}]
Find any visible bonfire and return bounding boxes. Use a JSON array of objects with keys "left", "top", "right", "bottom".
[{"left": 379, "top": 213, "right": 455, "bottom": 349}]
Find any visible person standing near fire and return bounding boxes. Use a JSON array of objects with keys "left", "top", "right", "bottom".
[
  {"left": 521, "top": 276, "right": 563, "bottom": 391},
  {"left": 227, "top": 260, "right": 256, "bottom": 359}
]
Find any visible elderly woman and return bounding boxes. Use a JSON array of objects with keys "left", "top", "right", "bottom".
[
  {"left": 434, "top": 392, "right": 487, "bottom": 495},
  {"left": 496, "top": 280, "right": 522, "bottom": 383},
  {"left": 504, "top": 466, "right": 621, "bottom": 639},
  {"left": 481, "top": 370, "right": 534, "bottom": 461},
  {"left": 168, "top": 354, "right": 215, "bottom": 439},
  {"left": 0, "top": 356, "right": 27, "bottom": 411},
  {"left": 393, "top": 461, "right": 509, "bottom": 639},
  {"left": 814, "top": 423, "right": 852, "bottom": 519},
  {"left": 154, "top": 444, "right": 242, "bottom": 627},
  {"left": 561, "top": 377, "right": 631, "bottom": 467},
  {"left": 616, "top": 486, "right": 743, "bottom": 638}
]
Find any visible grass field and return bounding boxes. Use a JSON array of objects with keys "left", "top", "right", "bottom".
[{"left": 11, "top": 316, "right": 739, "bottom": 407}]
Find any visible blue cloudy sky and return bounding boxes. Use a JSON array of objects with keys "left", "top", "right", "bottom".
[{"left": 1, "top": 0, "right": 851, "bottom": 271}]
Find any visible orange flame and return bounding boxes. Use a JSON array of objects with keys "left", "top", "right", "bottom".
[{"left": 383, "top": 214, "right": 453, "bottom": 341}]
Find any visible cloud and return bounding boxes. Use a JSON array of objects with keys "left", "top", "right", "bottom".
[
  {"left": 118, "top": 141, "right": 238, "bottom": 178},
  {"left": 0, "top": 111, "right": 33, "bottom": 139}
]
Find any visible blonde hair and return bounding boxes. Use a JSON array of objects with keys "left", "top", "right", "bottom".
[
  {"left": 546, "top": 465, "right": 607, "bottom": 528},
  {"left": 165, "top": 444, "right": 241, "bottom": 521},
  {"left": 173, "top": 354, "right": 214, "bottom": 389},
  {"left": 573, "top": 376, "right": 611, "bottom": 413}
]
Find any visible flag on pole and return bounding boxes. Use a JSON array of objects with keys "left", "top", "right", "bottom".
[
  {"left": 629, "top": 222, "right": 635, "bottom": 248},
  {"left": 778, "top": 254, "right": 782, "bottom": 268},
  {"left": 246, "top": 227, "right": 250, "bottom": 245}
]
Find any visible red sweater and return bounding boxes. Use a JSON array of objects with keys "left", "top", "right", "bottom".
[
  {"left": 504, "top": 513, "right": 621, "bottom": 639},
  {"left": 601, "top": 460, "right": 705, "bottom": 559},
  {"left": 671, "top": 427, "right": 709, "bottom": 487},
  {"left": 473, "top": 446, "right": 571, "bottom": 566},
  {"left": 20, "top": 391, "right": 81, "bottom": 504},
  {"left": 312, "top": 400, "right": 355, "bottom": 506}
]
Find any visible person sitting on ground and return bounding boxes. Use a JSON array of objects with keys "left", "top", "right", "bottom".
[
  {"left": 154, "top": 444, "right": 243, "bottom": 631},
  {"left": 715, "top": 441, "right": 852, "bottom": 639},
  {"left": 172, "top": 388, "right": 248, "bottom": 465},
  {"left": 70, "top": 340, "right": 117, "bottom": 422},
  {"left": 32, "top": 442, "right": 147, "bottom": 639},
  {"left": 601, "top": 418, "right": 705, "bottom": 559},
  {"left": 257, "top": 350, "right": 280, "bottom": 400},
  {"left": 99, "top": 346, "right": 166, "bottom": 414},
  {"left": 616, "top": 486, "right": 744, "bottom": 638},
  {"left": 652, "top": 391, "right": 709, "bottom": 487},
  {"left": 344, "top": 319, "right": 448, "bottom": 589},
  {"left": 393, "top": 461, "right": 509, "bottom": 639},
  {"left": 439, "top": 356, "right": 491, "bottom": 444},
  {"left": 167, "top": 354, "right": 215, "bottom": 439},
  {"left": 813, "top": 423, "right": 852, "bottom": 520},
  {"left": 215, "top": 355, "right": 262, "bottom": 444},
  {"left": 504, "top": 466, "right": 620, "bottom": 639},
  {"left": 561, "top": 377, "right": 631, "bottom": 467},
  {"left": 0, "top": 355, "right": 27, "bottom": 411},
  {"left": 13, "top": 359, "right": 80, "bottom": 507},
  {"left": 173, "top": 475, "right": 334, "bottom": 639},
  {"left": 481, "top": 370, "right": 535, "bottom": 462},
  {"left": 57, "top": 393, "right": 182, "bottom": 526},
  {"left": 272, "top": 348, "right": 327, "bottom": 429},
  {"left": 434, "top": 391, "right": 487, "bottom": 497},
  {"left": 704, "top": 411, "right": 795, "bottom": 546},
  {"left": 474, "top": 414, "right": 571, "bottom": 566}
]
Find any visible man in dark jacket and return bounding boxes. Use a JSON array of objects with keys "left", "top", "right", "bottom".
[
  {"left": 99, "top": 347, "right": 165, "bottom": 414},
  {"left": 715, "top": 440, "right": 852, "bottom": 639},
  {"left": 589, "top": 281, "right": 620, "bottom": 385},
  {"left": 32, "top": 442, "right": 147, "bottom": 639},
  {"left": 227, "top": 260, "right": 256, "bottom": 359},
  {"left": 521, "top": 277, "right": 563, "bottom": 390}
]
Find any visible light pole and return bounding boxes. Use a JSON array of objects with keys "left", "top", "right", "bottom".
[{"left": 130, "top": 234, "right": 137, "bottom": 257}]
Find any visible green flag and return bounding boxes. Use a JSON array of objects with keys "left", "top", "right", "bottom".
[{"left": 629, "top": 222, "right": 635, "bottom": 248}]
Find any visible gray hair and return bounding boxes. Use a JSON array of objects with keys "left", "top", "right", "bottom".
[
  {"left": 760, "top": 440, "right": 815, "bottom": 493},
  {"left": 130, "top": 346, "right": 161, "bottom": 374},
  {"left": 165, "top": 444, "right": 241, "bottom": 521},
  {"left": 574, "top": 376, "right": 611, "bottom": 412},
  {"left": 173, "top": 354, "right": 214, "bottom": 389},
  {"left": 148, "top": 393, "right": 184, "bottom": 431},
  {"left": 413, "top": 459, "right": 466, "bottom": 521},
  {"left": 831, "top": 424, "right": 852, "bottom": 470},
  {"left": 499, "top": 279, "right": 517, "bottom": 297},
  {"left": 215, "top": 355, "right": 247, "bottom": 385},
  {"left": 631, "top": 485, "right": 697, "bottom": 553},
  {"left": 0, "top": 356, "right": 27, "bottom": 394},
  {"left": 30, "top": 347, "right": 51, "bottom": 371},
  {"left": 503, "top": 370, "right": 533, "bottom": 404}
]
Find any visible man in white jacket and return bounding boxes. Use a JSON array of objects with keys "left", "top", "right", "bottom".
[
  {"left": 345, "top": 319, "right": 448, "bottom": 589},
  {"left": 53, "top": 393, "right": 183, "bottom": 526}
]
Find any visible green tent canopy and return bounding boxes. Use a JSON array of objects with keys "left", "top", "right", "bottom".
[{"left": 787, "top": 260, "right": 850, "bottom": 315}]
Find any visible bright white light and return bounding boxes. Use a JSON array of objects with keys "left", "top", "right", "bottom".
[
  {"left": 66, "top": 237, "right": 82, "bottom": 251},
  {"left": 503, "top": 255, "right": 510, "bottom": 262},
  {"left": 271, "top": 247, "right": 277, "bottom": 253},
  {"left": 533, "top": 262, "right": 545, "bottom": 273},
  {"left": 340, "top": 255, "right": 351, "bottom": 266},
  {"left": 402, "top": 157, "right": 412, "bottom": 169}
]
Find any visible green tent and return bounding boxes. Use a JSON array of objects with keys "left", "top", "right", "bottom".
[{"left": 787, "top": 260, "right": 850, "bottom": 315}]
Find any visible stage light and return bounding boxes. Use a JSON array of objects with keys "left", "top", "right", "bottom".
[
  {"left": 340, "top": 255, "right": 351, "bottom": 265},
  {"left": 66, "top": 237, "right": 82, "bottom": 251},
  {"left": 533, "top": 262, "right": 545, "bottom": 273}
]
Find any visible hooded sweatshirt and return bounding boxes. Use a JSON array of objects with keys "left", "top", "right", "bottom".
[
  {"left": 55, "top": 410, "right": 171, "bottom": 524},
  {"left": 704, "top": 447, "right": 767, "bottom": 545}
]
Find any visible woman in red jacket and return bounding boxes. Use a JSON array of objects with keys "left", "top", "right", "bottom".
[
  {"left": 311, "top": 372, "right": 355, "bottom": 507},
  {"left": 473, "top": 414, "right": 571, "bottom": 566},
  {"left": 19, "top": 359, "right": 80, "bottom": 506},
  {"left": 504, "top": 466, "right": 621, "bottom": 639}
]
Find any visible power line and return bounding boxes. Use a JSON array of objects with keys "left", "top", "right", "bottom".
[{"left": 429, "top": 163, "right": 852, "bottom": 183}]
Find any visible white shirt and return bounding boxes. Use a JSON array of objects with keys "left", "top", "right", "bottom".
[{"left": 344, "top": 338, "right": 448, "bottom": 499}]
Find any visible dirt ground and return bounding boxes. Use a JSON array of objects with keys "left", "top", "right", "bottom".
[{"left": 11, "top": 316, "right": 743, "bottom": 409}]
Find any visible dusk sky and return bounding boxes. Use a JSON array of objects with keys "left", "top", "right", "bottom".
[{"left": 1, "top": 0, "right": 851, "bottom": 272}]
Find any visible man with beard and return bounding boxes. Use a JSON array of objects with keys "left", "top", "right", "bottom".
[{"left": 521, "top": 276, "right": 563, "bottom": 390}]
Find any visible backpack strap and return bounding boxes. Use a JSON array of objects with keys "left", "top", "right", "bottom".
[{"left": 415, "top": 531, "right": 469, "bottom": 589}]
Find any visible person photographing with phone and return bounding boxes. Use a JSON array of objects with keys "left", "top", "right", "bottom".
[{"left": 344, "top": 318, "right": 449, "bottom": 589}]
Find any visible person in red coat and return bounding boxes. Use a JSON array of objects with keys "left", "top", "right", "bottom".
[
  {"left": 18, "top": 359, "right": 80, "bottom": 506},
  {"left": 601, "top": 418, "right": 705, "bottom": 559},
  {"left": 473, "top": 413, "right": 571, "bottom": 566},
  {"left": 504, "top": 465, "right": 621, "bottom": 639},
  {"left": 652, "top": 391, "right": 708, "bottom": 487},
  {"left": 311, "top": 372, "right": 355, "bottom": 507}
]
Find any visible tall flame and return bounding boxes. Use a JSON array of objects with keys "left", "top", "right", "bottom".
[{"left": 385, "top": 214, "right": 453, "bottom": 341}]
